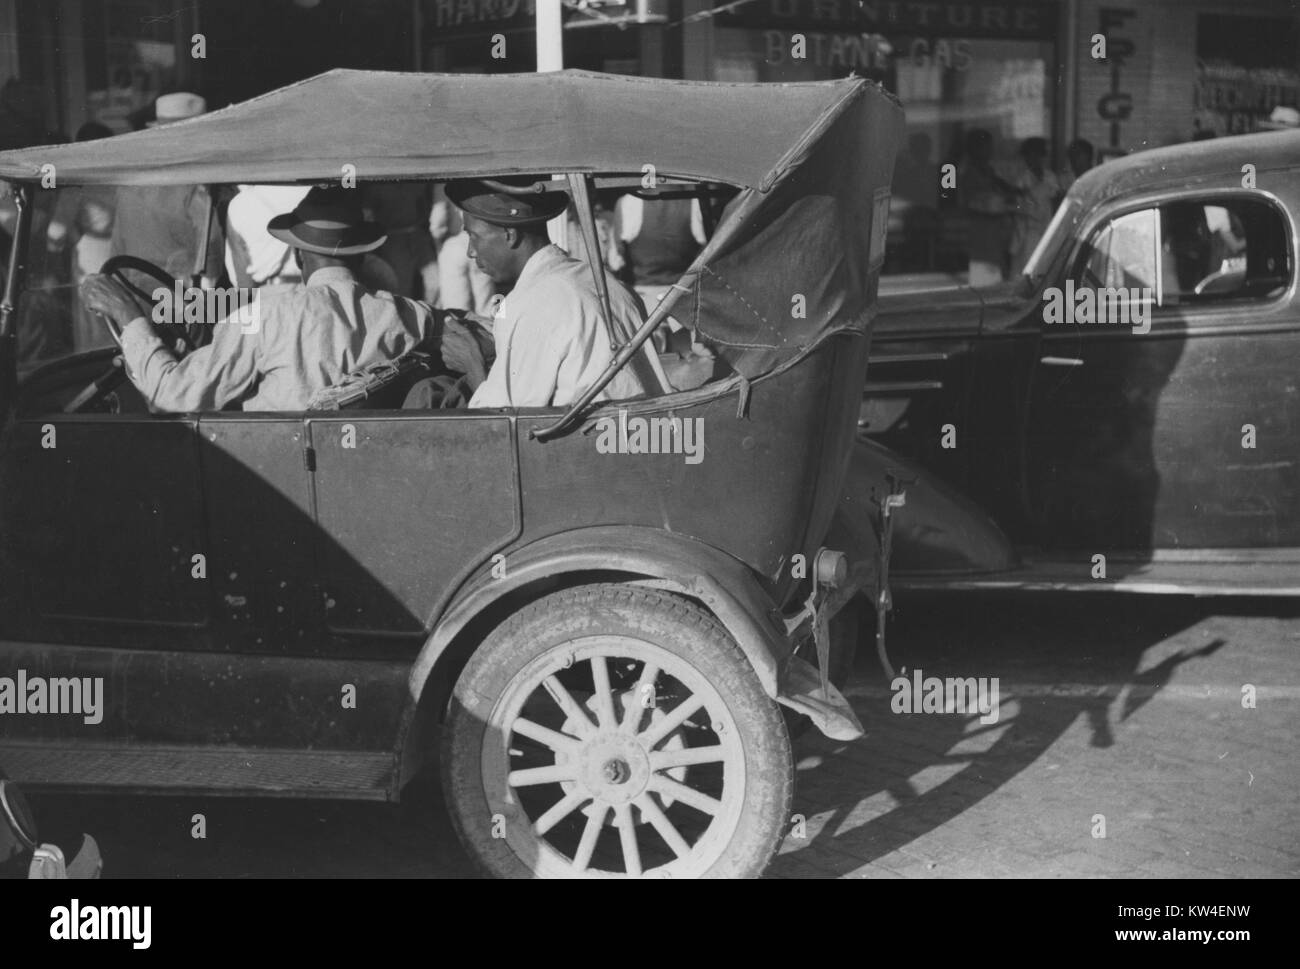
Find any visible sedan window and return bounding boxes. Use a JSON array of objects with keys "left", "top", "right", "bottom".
[
  {"left": 1080, "top": 208, "right": 1160, "bottom": 292},
  {"left": 1075, "top": 196, "right": 1291, "bottom": 310},
  {"left": 1159, "top": 198, "right": 1289, "bottom": 304}
]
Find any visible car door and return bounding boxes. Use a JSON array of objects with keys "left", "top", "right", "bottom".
[
  {"left": 1025, "top": 190, "right": 1299, "bottom": 552},
  {"left": 0, "top": 405, "right": 209, "bottom": 750},
  {"left": 307, "top": 411, "right": 521, "bottom": 643},
  {"left": 0, "top": 412, "right": 206, "bottom": 639},
  {"left": 195, "top": 414, "right": 322, "bottom": 652},
  {"left": 866, "top": 286, "right": 982, "bottom": 491}
]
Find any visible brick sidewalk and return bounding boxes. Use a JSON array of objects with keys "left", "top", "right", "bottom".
[{"left": 770, "top": 595, "right": 1300, "bottom": 878}]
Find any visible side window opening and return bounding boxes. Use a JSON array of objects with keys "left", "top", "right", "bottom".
[
  {"left": 1160, "top": 197, "right": 1289, "bottom": 304},
  {"left": 1079, "top": 207, "right": 1159, "bottom": 292},
  {"left": 1075, "top": 196, "right": 1291, "bottom": 311}
]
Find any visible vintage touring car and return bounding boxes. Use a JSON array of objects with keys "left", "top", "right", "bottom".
[
  {"left": 860, "top": 130, "right": 1300, "bottom": 597},
  {"left": 0, "top": 69, "right": 903, "bottom": 878}
]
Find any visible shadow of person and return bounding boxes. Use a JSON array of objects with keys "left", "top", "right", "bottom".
[{"left": 1117, "top": 637, "right": 1226, "bottom": 724}]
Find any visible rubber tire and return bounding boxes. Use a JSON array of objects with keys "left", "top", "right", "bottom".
[{"left": 441, "top": 583, "right": 794, "bottom": 879}]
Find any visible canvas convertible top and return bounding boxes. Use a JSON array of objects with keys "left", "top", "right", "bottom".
[
  {"left": 0, "top": 69, "right": 904, "bottom": 378},
  {"left": 0, "top": 69, "right": 887, "bottom": 190}
]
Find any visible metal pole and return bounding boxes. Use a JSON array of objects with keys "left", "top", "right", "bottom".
[
  {"left": 536, "top": 0, "right": 563, "bottom": 72},
  {"left": 537, "top": 0, "right": 565, "bottom": 246},
  {"left": 0, "top": 182, "right": 32, "bottom": 417},
  {"left": 0, "top": 184, "right": 31, "bottom": 340}
]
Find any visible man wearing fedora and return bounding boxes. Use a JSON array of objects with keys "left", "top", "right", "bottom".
[
  {"left": 110, "top": 92, "right": 225, "bottom": 282},
  {"left": 80, "top": 186, "right": 456, "bottom": 412},
  {"left": 438, "top": 177, "right": 649, "bottom": 408}
]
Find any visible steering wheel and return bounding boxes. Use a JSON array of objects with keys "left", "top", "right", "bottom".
[
  {"left": 66, "top": 255, "right": 196, "bottom": 414},
  {"left": 98, "top": 254, "right": 205, "bottom": 353}
]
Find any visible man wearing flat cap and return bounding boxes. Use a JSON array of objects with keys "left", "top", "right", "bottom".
[
  {"left": 80, "top": 186, "right": 446, "bottom": 412},
  {"left": 441, "top": 177, "right": 647, "bottom": 408}
]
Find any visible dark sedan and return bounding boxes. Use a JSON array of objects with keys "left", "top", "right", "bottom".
[{"left": 856, "top": 129, "right": 1300, "bottom": 596}]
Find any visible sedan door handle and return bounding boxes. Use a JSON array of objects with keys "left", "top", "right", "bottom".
[{"left": 1040, "top": 356, "right": 1084, "bottom": 367}]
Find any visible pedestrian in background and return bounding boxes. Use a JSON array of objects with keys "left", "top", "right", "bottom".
[
  {"left": 361, "top": 182, "right": 438, "bottom": 302},
  {"left": 1058, "top": 138, "right": 1094, "bottom": 195},
  {"left": 224, "top": 184, "right": 311, "bottom": 288},
  {"left": 110, "top": 93, "right": 224, "bottom": 283},
  {"left": 1010, "top": 137, "right": 1061, "bottom": 276},
  {"left": 46, "top": 122, "right": 118, "bottom": 351},
  {"left": 957, "top": 128, "right": 1016, "bottom": 287}
]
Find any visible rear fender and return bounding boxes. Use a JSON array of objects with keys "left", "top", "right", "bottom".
[
  {"left": 396, "top": 527, "right": 850, "bottom": 790},
  {"left": 408, "top": 527, "right": 788, "bottom": 699},
  {"left": 846, "top": 435, "right": 1018, "bottom": 575}
]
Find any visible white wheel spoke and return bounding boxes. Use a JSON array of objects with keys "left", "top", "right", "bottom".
[
  {"left": 589, "top": 655, "right": 618, "bottom": 729},
  {"left": 649, "top": 745, "right": 728, "bottom": 771},
  {"left": 648, "top": 774, "right": 722, "bottom": 816},
  {"left": 639, "top": 694, "right": 706, "bottom": 749},
  {"left": 507, "top": 764, "right": 577, "bottom": 788},
  {"left": 621, "top": 663, "right": 660, "bottom": 734},
  {"left": 533, "top": 788, "right": 589, "bottom": 837},
  {"left": 542, "top": 675, "right": 596, "bottom": 738},
  {"left": 614, "top": 803, "right": 642, "bottom": 877},
  {"left": 511, "top": 717, "right": 581, "bottom": 754},
  {"left": 635, "top": 794, "right": 692, "bottom": 859},
  {"left": 571, "top": 803, "right": 609, "bottom": 873}
]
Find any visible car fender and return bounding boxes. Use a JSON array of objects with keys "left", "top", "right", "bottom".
[
  {"left": 408, "top": 526, "right": 791, "bottom": 702},
  {"left": 846, "top": 435, "right": 1019, "bottom": 575},
  {"left": 393, "top": 526, "right": 871, "bottom": 791}
]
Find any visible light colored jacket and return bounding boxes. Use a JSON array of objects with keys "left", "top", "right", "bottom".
[
  {"left": 469, "top": 245, "right": 648, "bottom": 408},
  {"left": 120, "top": 266, "right": 434, "bottom": 412}
]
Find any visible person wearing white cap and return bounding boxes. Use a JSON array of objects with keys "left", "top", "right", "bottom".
[
  {"left": 1259, "top": 106, "right": 1300, "bottom": 131},
  {"left": 110, "top": 92, "right": 224, "bottom": 283},
  {"left": 148, "top": 92, "right": 207, "bottom": 127}
]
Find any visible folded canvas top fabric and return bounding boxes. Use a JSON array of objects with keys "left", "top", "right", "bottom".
[{"left": 0, "top": 69, "right": 905, "bottom": 378}]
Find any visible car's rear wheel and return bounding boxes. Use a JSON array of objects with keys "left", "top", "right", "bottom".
[{"left": 441, "top": 584, "right": 793, "bottom": 878}]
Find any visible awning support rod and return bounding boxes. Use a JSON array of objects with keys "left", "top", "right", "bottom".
[{"left": 567, "top": 173, "right": 619, "bottom": 353}]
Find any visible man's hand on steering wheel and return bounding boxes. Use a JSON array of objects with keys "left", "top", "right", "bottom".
[
  {"left": 74, "top": 257, "right": 191, "bottom": 414},
  {"left": 85, "top": 254, "right": 205, "bottom": 357},
  {"left": 79, "top": 274, "right": 148, "bottom": 343}
]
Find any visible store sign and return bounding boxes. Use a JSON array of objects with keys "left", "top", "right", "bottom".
[
  {"left": 762, "top": 31, "right": 892, "bottom": 70},
  {"left": 425, "top": 0, "right": 541, "bottom": 37},
  {"left": 567, "top": 0, "right": 668, "bottom": 29},
  {"left": 717, "top": 0, "right": 1056, "bottom": 39},
  {"left": 1095, "top": 7, "right": 1136, "bottom": 148},
  {"left": 1197, "top": 64, "right": 1300, "bottom": 135}
]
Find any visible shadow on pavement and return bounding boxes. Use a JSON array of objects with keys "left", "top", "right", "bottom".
[
  {"left": 768, "top": 590, "right": 1293, "bottom": 877},
  {"left": 27, "top": 769, "right": 478, "bottom": 878}
]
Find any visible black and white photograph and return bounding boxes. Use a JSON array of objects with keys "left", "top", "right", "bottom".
[{"left": 0, "top": 0, "right": 1294, "bottom": 914}]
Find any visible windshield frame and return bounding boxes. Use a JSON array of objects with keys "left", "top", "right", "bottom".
[{"left": 1021, "top": 196, "right": 1080, "bottom": 288}]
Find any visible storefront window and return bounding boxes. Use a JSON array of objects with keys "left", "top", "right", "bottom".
[
  {"left": 1195, "top": 14, "right": 1299, "bottom": 136},
  {"left": 711, "top": 0, "right": 1060, "bottom": 278},
  {"left": 83, "top": 0, "right": 187, "bottom": 132}
]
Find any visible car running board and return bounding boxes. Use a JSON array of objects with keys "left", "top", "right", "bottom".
[
  {"left": 892, "top": 555, "right": 1300, "bottom": 597},
  {"left": 0, "top": 742, "right": 396, "bottom": 800}
]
